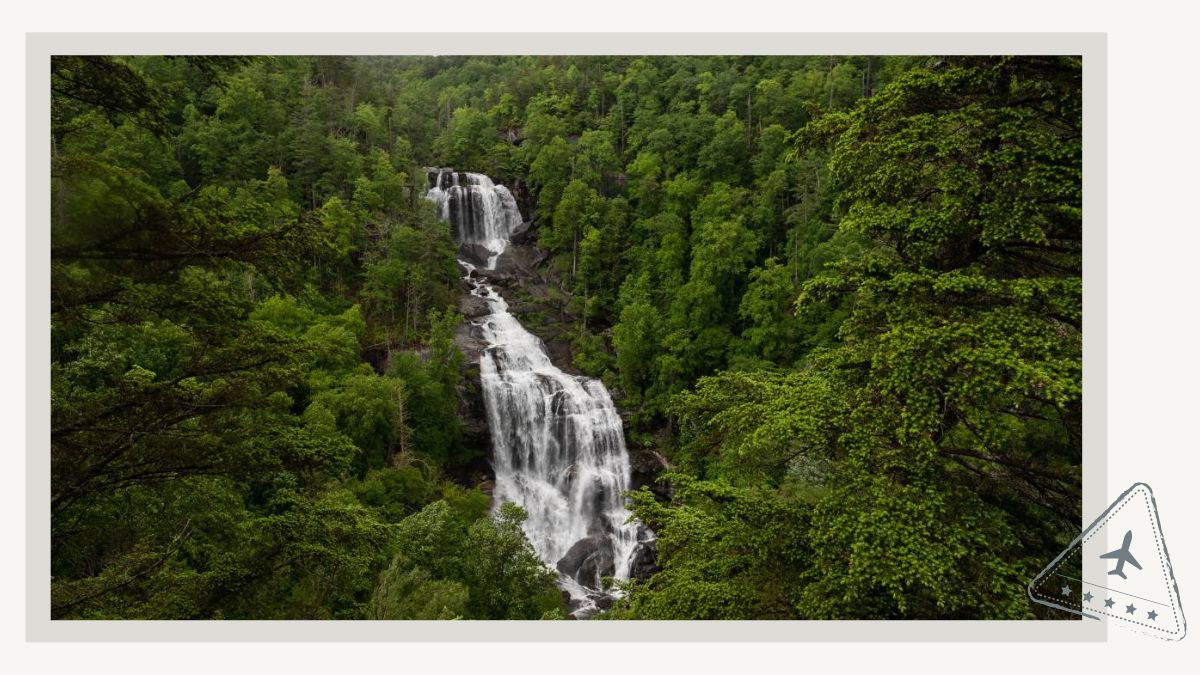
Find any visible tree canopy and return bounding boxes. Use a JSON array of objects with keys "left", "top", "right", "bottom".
[{"left": 50, "top": 54, "right": 1081, "bottom": 621}]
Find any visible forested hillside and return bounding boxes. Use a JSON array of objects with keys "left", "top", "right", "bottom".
[{"left": 50, "top": 54, "right": 1081, "bottom": 619}]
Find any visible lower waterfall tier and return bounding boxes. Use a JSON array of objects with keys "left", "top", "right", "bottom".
[{"left": 461, "top": 260, "right": 651, "bottom": 618}]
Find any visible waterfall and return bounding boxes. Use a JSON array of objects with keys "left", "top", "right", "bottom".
[
  {"left": 424, "top": 168, "right": 522, "bottom": 268},
  {"left": 424, "top": 169, "right": 646, "bottom": 617}
]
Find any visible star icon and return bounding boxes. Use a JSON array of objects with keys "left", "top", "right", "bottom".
[
  {"left": 1126, "top": 603, "right": 1137, "bottom": 615},
  {"left": 1147, "top": 610, "right": 1158, "bottom": 621},
  {"left": 1060, "top": 585, "right": 1071, "bottom": 596},
  {"left": 1083, "top": 591, "right": 1094, "bottom": 603},
  {"left": 1104, "top": 597, "right": 1115, "bottom": 608}
]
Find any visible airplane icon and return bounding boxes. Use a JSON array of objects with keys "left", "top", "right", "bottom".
[{"left": 1100, "top": 529, "right": 1143, "bottom": 580}]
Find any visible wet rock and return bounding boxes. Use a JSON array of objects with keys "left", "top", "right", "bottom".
[
  {"left": 556, "top": 535, "right": 616, "bottom": 590},
  {"left": 475, "top": 264, "right": 518, "bottom": 286},
  {"left": 482, "top": 242, "right": 549, "bottom": 282},
  {"left": 544, "top": 336, "right": 580, "bottom": 377},
  {"left": 460, "top": 293, "right": 490, "bottom": 319},
  {"left": 451, "top": 316, "right": 492, "bottom": 468},
  {"left": 459, "top": 242, "right": 498, "bottom": 267},
  {"left": 453, "top": 321, "right": 487, "bottom": 367},
  {"left": 565, "top": 598, "right": 588, "bottom": 619}
]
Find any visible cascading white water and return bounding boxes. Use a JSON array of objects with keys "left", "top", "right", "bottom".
[
  {"left": 424, "top": 169, "right": 644, "bottom": 617},
  {"left": 425, "top": 168, "right": 523, "bottom": 268}
]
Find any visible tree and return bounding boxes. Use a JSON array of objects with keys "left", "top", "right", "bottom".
[
  {"left": 698, "top": 110, "right": 749, "bottom": 183},
  {"left": 625, "top": 150, "right": 664, "bottom": 217},
  {"left": 612, "top": 299, "right": 661, "bottom": 403},
  {"left": 737, "top": 258, "right": 802, "bottom": 367},
  {"left": 52, "top": 56, "right": 169, "bottom": 139},
  {"left": 361, "top": 207, "right": 458, "bottom": 344},
  {"left": 50, "top": 56, "right": 467, "bottom": 621},
  {"left": 51, "top": 53, "right": 1079, "bottom": 622},
  {"left": 615, "top": 478, "right": 812, "bottom": 619},
  {"left": 376, "top": 501, "right": 560, "bottom": 620},
  {"left": 577, "top": 196, "right": 629, "bottom": 319},
  {"left": 461, "top": 503, "right": 561, "bottom": 619},
  {"left": 573, "top": 129, "right": 620, "bottom": 192},
  {"left": 387, "top": 309, "right": 466, "bottom": 466},
  {"left": 528, "top": 136, "right": 573, "bottom": 216},
  {"left": 436, "top": 106, "right": 496, "bottom": 170},
  {"left": 546, "top": 179, "right": 604, "bottom": 277}
]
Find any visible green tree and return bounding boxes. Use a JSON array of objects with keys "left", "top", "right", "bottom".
[
  {"left": 736, "top": 258, "right": 802, "bottom": 367},
  {"left": 545, "top": 179, "right": 604, "bottom": 277},
  {"left": 528, "top": 136, "right": 573, "bottom": 216},
  {"left": 573, "top": 129, "right": 620, "bottom": 192},
  {"left": 437, "top": 106, "right": 496, "bottom": 170},
  {"left": 698, "top": 110, "right": 749, "bottom": 183},
  {"left": 377, "top": 501, "right": 560, "bottom": 619}
]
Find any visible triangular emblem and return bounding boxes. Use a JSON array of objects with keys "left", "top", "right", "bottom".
[{"left": 1029, "top": 483, "right": 1186, "bottom": 639}]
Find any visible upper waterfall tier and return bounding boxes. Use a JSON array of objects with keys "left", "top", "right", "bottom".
[{"left": 424, "top": 168, "right": 522, "bottom": 268}]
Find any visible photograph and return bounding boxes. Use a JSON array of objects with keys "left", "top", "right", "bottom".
[{"left": 46, "top": 52, "right": 1083, "bottom": 622}]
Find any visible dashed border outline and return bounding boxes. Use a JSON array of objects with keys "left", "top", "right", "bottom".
[
  {"left": 1027, "top": 483, "right": 1187, "bottom": 640},
  {"left": 1030, "top": 490, "right": 1175, "bottom": 632}
]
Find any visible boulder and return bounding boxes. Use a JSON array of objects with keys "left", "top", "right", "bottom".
[
  {"left": 460, "top": 293, "right": 491, "bottom": 320},
  {"left": 556, "top": 535, "right": 616, "bottom": 590},
  {"left": 475, "top": 264, "right": 518, "bottom": 286},
  {"left": 458, "top": 242, "right": 498, "bottom": 267}
]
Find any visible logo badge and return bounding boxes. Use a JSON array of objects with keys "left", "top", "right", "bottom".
[{"left": 1029, "top": 483, "right": 1186, "bottom": 640}]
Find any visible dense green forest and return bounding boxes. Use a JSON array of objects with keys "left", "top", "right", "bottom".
[{"left": 50, "top": 54, "right": 1081, "bottom": 619}]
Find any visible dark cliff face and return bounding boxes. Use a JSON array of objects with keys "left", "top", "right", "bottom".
[
  {"left": 452, "top": 297, "right": 494, "bottom": 493},
  {"left": 450, "top": 240, "right": 565, "bottom": 486}
]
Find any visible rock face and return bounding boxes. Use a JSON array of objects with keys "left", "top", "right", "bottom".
[
  {"left": 509, "top": 218, "right": 534, "bottom": 245},
  {"left": 453, "top": 318, "right": 491, "bottom": 486},
  {"left": 629, "top": 527, "right": 660, "bottom": 582},
  {"left": 629, "top": 447, "right": 673, "bottom": 501},
  {"left": 474, "top": 241, "right": 548, "bottom": 285}
]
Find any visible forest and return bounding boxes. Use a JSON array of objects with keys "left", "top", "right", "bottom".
[{"left": 49, "top": 54, "right": 1082, "bottom": 620}]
